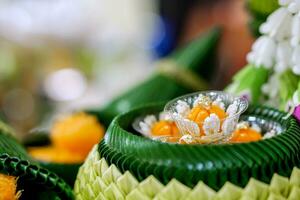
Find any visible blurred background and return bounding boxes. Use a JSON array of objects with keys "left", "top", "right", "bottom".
[{"left": 0, "top": 0, "right": 263, "bottom": 138}]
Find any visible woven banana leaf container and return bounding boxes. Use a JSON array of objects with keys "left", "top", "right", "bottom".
[
  {"left": 75, "top": 104, "right": 300, "bottom": 200},
  {"left": 89, "top": 27, "right": 221, "bottom": 127},
  {"left": 38, "top": 161, "right": 81, "bottom": 187},
  {"left": 0, "top": 121, "right": 74, "bottom": 200}
]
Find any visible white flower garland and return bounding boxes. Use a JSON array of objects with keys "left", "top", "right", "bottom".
[{"left": 247, "top": 0, "right": 300, "bottom": 75}]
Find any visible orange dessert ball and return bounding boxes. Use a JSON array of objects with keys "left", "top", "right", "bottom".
[
  {"left": 28, "top": 146, "right": 85, "bottom": 164},
  {"left": 151, "top": 121, "right": 179, "bottom": 137},
  {"left": 209, "top": 105, "right": 227, "bottom": 119},
  {"left": 231, "top": 128, "right": 262, "bottom": 143},
  {"left": 187, "top": 105, "right": 212, "bottom": 135},
  {"left": 0, "top": 174, "right": 20, "bottom": 200},
  {"left": 50, "top": 112, "right": 105, "bottom": 157},
  {"left": 187, "top": 106, "right": 210, "bottom": 126}
]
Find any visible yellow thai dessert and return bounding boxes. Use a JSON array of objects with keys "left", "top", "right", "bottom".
[
  {"left": 0, "top": 174, "right": 21, "bottom": 200},
  {"left": 151, "top": 121, "right": 180, "bottom": 137},
  {"left": 28, "top": 146, "right": 85, "bottom": 164},
  {"left": 137, "top": 93, "right": 276, "bottom": 144},
  {"left": 29, "top": 112, "right": 105, "bottom": 163},
  {"left": 230, "top": 122, "right": 262, "bottom": 143},
  {"left": 50, "top": 112, "right": 104, "bottom": 157}
]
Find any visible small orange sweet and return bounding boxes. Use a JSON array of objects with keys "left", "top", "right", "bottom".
[
  {"left": 209, "top": 105, "right": 227, "bottom": 119},
  {"left": 165, "top": 136, "right": 181, "bottom": 143},
  {"left": 0, "top": 174, "right": 21, "bottom": 200},
  {"left": 28, "top": 146, "right": 85, "bottom": 164},
  {"left": 151, "top": 121, "right": 179, "bottom": 137},
  {"left": 187, "top": 105, "right": 210, "bottom": 135},
  {"left": 230, "top": 128, "right": 262, "bottom": 143},
  {"left": 50, "top": 112, "right": 105, "bottom": 157},
  {"left": 187, "top": 106, "right": 210, "bottom": 126}
]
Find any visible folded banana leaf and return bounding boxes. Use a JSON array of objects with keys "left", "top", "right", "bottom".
[
  {"left": 89, "top": 27, "right": 221, "bottom": 126},
  {"left": 279, "top": 70, "right": 300, "bottom": 110},
  {"left": 97, "top": 103, "right": 300, "bottom": 190},
  {"left": 225, "top": 64, "right": 270, "bottom": 103},
  {"left": 0, "top": 121, "right": 74, "bottom": 200},
  {"left": 75, "top": 144, "right": 300, "bottom": 200}
]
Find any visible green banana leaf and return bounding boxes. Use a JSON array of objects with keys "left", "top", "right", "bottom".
[
  {"left": 0, "top": 121, "right": 74, "bottom": 200},
  {"left": 89, "top": 27, "right": 221, "bottom": 126}
]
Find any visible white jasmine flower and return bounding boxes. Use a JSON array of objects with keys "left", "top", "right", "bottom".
[
  {"left": 139, "top": 115, "right": 157, "bottom": 136},
  {"left": 260, "top": 7, "right": 292, "bottom": 41},
  {"left": 222, "top": 118, "right": 236, "bottom": 135},
  {"left": 292, "top": 46, "right": 300, "bottom": 74},
  {"left": 275, "top": 40, "right": 292, "bottom": 72},
  {"left": 251, "top": 123, "right": 262, "bottom": 133},
  {"left": 175, "top": 100, "right": 190, "bottom": 117},
  {"left": 159, "top": 112, "right": 172, "bottom": 121},
  {"left": 226, "top": 101, "right": 239, "bottom": 116},
  {"left": 212, "top": 97, "right": 225, "bottom": 110},
  {"left": 144, "top": 115, "right": 157, "bottom": 126},
  {"left": 246, "top": 52, "right": 255, "bottom": 64},
  {"left": 139, "top": 121, "right": 151, "bottom": 136},
  {"left": 291, "top": 14, "right": 300, "bottom": 47},
  {"left": 246, "top": 37, "right": 266, "bottom": 64},
  {"left": 292, "top": 64, "right": 300, "bottom": 74},
  {"left": 288, "top": 0, "right": 300, "bottom": 13},
  {"left": 203, "top": 114, "right": 220, "bottom": 135},
  {"left": 262, "top": 74, "right": 280, "bottom": 98},
  {"left": 247, "top": 36, "right": 274, "bottom": 66},
  {"left": 179, "top": 134, "right": 194, "bottom": 144},
  {"left": 252, "top": 36, "right": 268, "bottom": 51},
  {"left": 174, "top": 116, "right": 200, "bottom": 136},
  {"left": 249, "top": 36, "right": 276, "bottom": 68},
  {"left": 236, "top": 121, "right": 249, "bottom": 130},
  {"left": 263, "top": 130, "right": 276, "bottom": 139},
  {"left": 279, "top": 0, "right": 293, "bottom": 6}
]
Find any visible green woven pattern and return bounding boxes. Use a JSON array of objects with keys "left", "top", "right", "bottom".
[
  {"left": 0, "top": 121, "right": 74, "bottom": 199},
  {"left": 39, "top": 162, "right": 82, "bottom": 186},
  {"left": 88, "top": 28, "right": 221, "bottom": 126},
  {"left": 99, "top": 104, "right": 300, "bottom": 190},
  {"left": 0, "top": 154, "right": 74, "bottom": 199},
  {"left": 74, "top": 145, "right": 300, "bottom": 200},
  {"left": 22, "top": 129, "right": 81, "bottom": 186}
]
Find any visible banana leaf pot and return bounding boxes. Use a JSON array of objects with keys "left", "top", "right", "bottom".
[{"left": 75, "top": 103, "right": 300, "bottom": 200}]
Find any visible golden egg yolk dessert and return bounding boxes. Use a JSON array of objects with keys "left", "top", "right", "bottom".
[
  {"left": 28, "top": 146, "right": 85, "bottom": 164},
  {"left": 29, "top": 112, "right": 105, "bottom": 163},
  {"left": 187, "top": 106, "right": 210, "bottom": 125},
  {"left": 0, "top": 174, "right": 21, "bottom": 200},
  {"left": 230, "top": 127, "right": 262, "bottom": 143},
  {"left": 209, "top": 105, "right": 227, "bottom": 119},
  {"left": 51, "top": 112, "right": 105, "bottom": 157},
  {"left": 187, "top": 104, "right": 227, "bottom": 136},
  {"left": 151, "top": 121, "right": 179, "bottom": 137}
]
